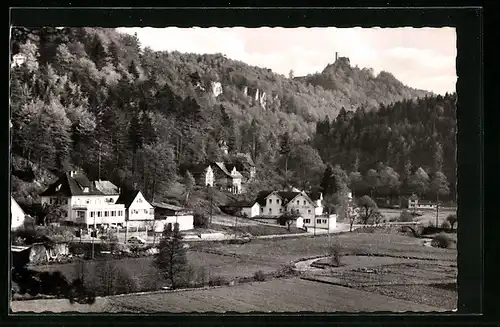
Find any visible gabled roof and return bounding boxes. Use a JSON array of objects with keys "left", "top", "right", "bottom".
[
  {"left": 255, "top": 190, "right": 317, "bottom": 207},
  {"left": 223, "top": 200, "right": 258, "bottom": 208},
  {"left": 94, "top": 180, "right": 120, "bottom": 195},
  {"left": 235, "top": 153, "right": 255, "bottom": 167},
  {"left": 151, "top": 202, "right": 184, "bottom": 211},
  {"left": 115, "top": 190, "right": 140, "bottom": 208},
  {"left": 256, "top": 191, "right": 273, "bottom": 206},
  {"left": 214, "top": 162, "right": 231, "bottom": 177},
  {"left": 40, "top": 171, "right": 104, "bottom": 197},
  {"left": 307, "top": 192, "right": 323, "bottom": 201},
  {"left": 409, "top": 194, "right": 419, "bottom": 201}
]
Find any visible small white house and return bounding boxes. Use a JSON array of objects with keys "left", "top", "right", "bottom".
[
  {"left": 116, "top": 190, "right": 154, "bottom": 229},
  {"left": 302, "top": 214, "right": 337, "bottom": 232},
  {"left": 241, "top": 202, "right": 261, "bottom": 218},
  {"left": 11, "top": 197, "right": 26, "bottom": 230},
  {"left": 152, "top": 202, "right": 194, "bottom": 232}
]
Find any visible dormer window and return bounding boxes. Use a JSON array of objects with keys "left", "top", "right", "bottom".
[
  {"left": 55, "top": 184, "right": 61, "bottom": 191},
  {"left": 83, "top": 187, "right": 89, "bottom": 193}
]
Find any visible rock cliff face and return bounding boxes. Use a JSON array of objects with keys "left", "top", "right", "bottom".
[{"left": 211, "top": 81, "right": 223, "bottom": 97}]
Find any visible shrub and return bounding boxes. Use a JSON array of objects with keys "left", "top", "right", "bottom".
[
  {"left": 194, "top": 213, "right": 209, "bottom": 228},
  {"left": 253, "top": 270, "right": 266, "bottom": 282},
  {"left": 329, "top": 243, "right": 343, "bottom": 267},
  {"left": 441, "top": 220, "right": 451, "bottom": 230},
  {"left": 274, "top": 263, "right": 298, "bottom": 278},
  {"left": 208, "top": 275, "right": 228, "bottom": 287},
  {"left": 398, "top": 210, "right": 413, "bottom": 222},
  {"left": 427, "top": 220, "right": 435, "bottom": 228},
  {"left": 431, "top": 232, "right": 453, "bottom": 249}
]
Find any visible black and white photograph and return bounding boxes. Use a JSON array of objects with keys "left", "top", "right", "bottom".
[{"left": 9, "top": 22, "right": 458, "bottom": 313}]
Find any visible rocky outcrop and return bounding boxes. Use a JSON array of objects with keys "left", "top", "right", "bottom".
[{"left": 210, "top": 81, "right": 223, "bottom": 97}]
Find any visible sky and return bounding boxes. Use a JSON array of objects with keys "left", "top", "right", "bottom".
[{"left": 117, "top": 27, "right": 456, "bottom": 95}]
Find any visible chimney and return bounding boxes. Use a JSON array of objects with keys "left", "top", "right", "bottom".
[{"left": 335, "top": 52, "right": 338, "bottom": 62}]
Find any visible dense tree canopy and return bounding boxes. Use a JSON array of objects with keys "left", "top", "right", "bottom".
[{"left": 10, "top": 27, "right": 454, "bottom": 206}]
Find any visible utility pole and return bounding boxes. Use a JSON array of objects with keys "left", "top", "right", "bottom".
[
  {"left": 209, "top": 189, "right": 213, "bottom": 225},
  {"left": 91, "top": 214, "right": 96, "bottom": 259},
  {"left": 435, "top": 192, "right": 440, "bottom": 228},
  {"left": 314, "top": 215, "right": 316, "bottom": 236},
  {"left": 98, "top": 142, "right": 102, "bottom": 181}
]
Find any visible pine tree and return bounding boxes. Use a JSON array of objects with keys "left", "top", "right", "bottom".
[{"left": 153, "top": 223, "right": 188, "bottom": 290}]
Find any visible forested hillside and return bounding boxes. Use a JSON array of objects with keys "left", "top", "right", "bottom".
[{"left": 10, "top": 27, "right": 453, "bottom": 208}]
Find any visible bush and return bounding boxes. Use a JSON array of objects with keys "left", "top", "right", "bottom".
[
  {"left": 398, "top": 210, "right": 413, "bottom": 222},
  {"left": 431, "top": 232, "right": 453, "bottom": 249},
  {"left": 194, "top": 213, "right": 209, "bottom": 228},
  {"left": 329, "top": 243, "right": 343, "bottom": 267},
  {"left": 274, "top": 263, "right": 299, "bottom": 278},
  {"left": 208, "top": 275, "right": 228, "bottom": 287},
  {"left": 253, "top": 270, "right": 266, "bottom": 282},
  {"left": 441, "top": 220, "right": 451, "bottom": 230}
]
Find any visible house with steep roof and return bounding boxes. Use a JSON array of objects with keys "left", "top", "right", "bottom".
[
  {"left": 255, "top": 190, "right": 323, "bottom": 220},
  {"left": 40, "top": 170, "right": 126, "bottom": 228},
  {"left": 115, "top": 190, "right": 154, "bottom": 229},
  {"left": 11, "top": 197, "right": 27, "bottom": 230}
]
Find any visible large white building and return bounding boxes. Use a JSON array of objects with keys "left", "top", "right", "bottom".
[{"left": 40, "top": 170, "right": 126, "bottom": 228}]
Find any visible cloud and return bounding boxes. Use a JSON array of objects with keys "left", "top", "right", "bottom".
[{"left": 117, "top": 27, "right": 456, "bottom": 94}]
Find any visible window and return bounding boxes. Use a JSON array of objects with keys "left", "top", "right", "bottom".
[
  {"left": 119, "top": 211, "right": 123, "bottom": 216},
  {"left": 297, "top": 200, "right": 299, "bottom": 205},
  {"left": 316, "top": 219, "right": 321, "bottom": 224},
  {"left": 277, "top": 199, "right": 280, "bottom": 204},
  {"left": 77, "top": 211, "right": 85, "bottom": 219},
  {"left": 137, "top": 198, "right": 143, "bottom": 203},
  {"left": 260, "top": 208, "right": 264, "bottom": 213},
  {"left": 97, "top": 211, "right": 102, "bottom": 217},
  {"left": 90, "top": 212, "right": 94, "bottom": 217},
  {"left": 150, "top": 209, "right": 154, "bottom": 215},
  {"left": 268, "top": 208, "right": 272, "bottom": 214},
  {"left": 308, "top": 209, "right": 311, "bottom": 214},
  {"left": 86, "top": 199, "right": 90, "bottom": 204},
  {"left": 279, "top": 208, "right": 283, "bottom": 213},
  {"left": 304, "top": 219, "right": 311, "bottom": 224},
  {"left": 296, "top": 209, "right": 300, "bottom": 214},
  {"left": 322, "top": 219, "right": 327, "bottom": 224},
  {"left": 111, "top": 211, "right": 115, "bottom": 216},
  {"left": 269, "top": 199, "right": 272, "bottom": 204},
  {"left": 83, "top": 187, "right": 89, "bottom": 193},
  {"left": 303, "top": 200, "right": 306, "bottom": 205},
  {"left": 104, "top": 211, "right": 109, "bottom": 217}
]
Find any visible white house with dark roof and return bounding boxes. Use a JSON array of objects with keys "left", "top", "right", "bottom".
[
  {"left": 40, "top": 170, "right": 126, "bottom": 228},
  {"left": 151, "top": 202, "right": 194, "bottom": 231},
  {"left": 115, "top": 190, "right": 154, "bottom": 229}
]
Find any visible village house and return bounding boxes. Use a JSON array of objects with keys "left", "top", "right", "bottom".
[
  {"left": 115, "top": 190, "right": 155, "bottom": 229},
  {"left": 186, "top": 141, "right": 256, "bottom": 195},
  {"left": 220, "top": 200, "right": 261, "bottom": 218},
  {"left": 255, "top": 190, "right": 323, "bottom": 221},
  {"left": 408, "top": 194, "right": 437, "bottom": 210},
  {"left": 151, "top": 202, "right": 194, "bottom": 232},
  {"left": 11, "top": 196, "right": 27, "bottom": 231},
  {"left": 188, "top": 161, "right": 244, "bottom": 194},
  {"left": 40, "top": 171, "right": 127, "bottom": 229}
]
